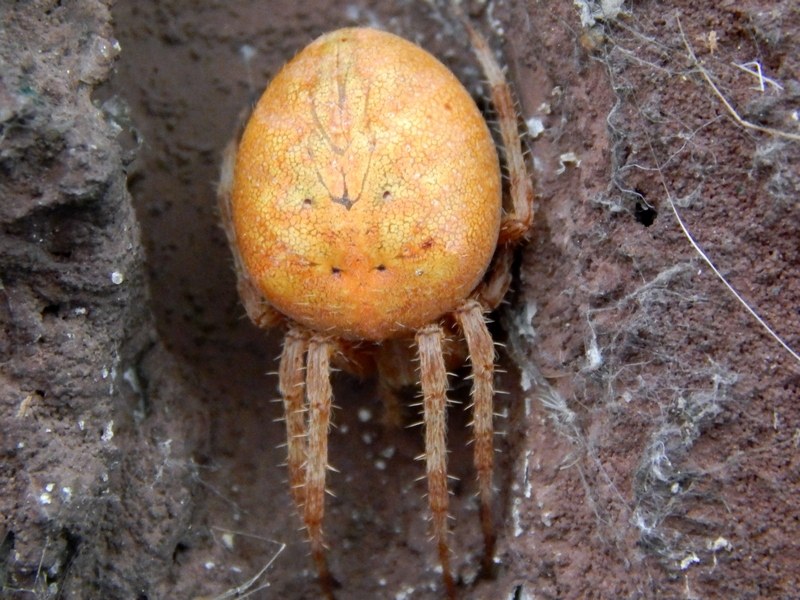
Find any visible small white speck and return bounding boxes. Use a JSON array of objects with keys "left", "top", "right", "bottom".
[
  {"left": 523, "top": 450, "right": 532, "bottom": 499},
  {"left": 17, "top": 442, "right": 25, "bottom": 449},
  {"left": 380, "top": 446, "right": 395, "bottom": 459},
  {"left": 708, "top": 536, "right": 732, "bottom": 552},
  {"left": 680, "top": 553, "right": 699, "bottom": 570},
  {"left": 230, "top": 565, "right": 242, "bottom": 574},
  {"left": 204, "top": 561, "right": 215, "bottom": 570},
  {"left": 222, "top": 533, "right": 235, "bottom": 550},
  {"left": 94, "top": 37, "right": 116, "bottom": 61},
  {"left": 556, "top": 151, "right": 581, "bottom": 174},
  {"left": 73, "top": 306, "right": 87, "bottom": 315},
  {"left": 101, "top": 420, "right": 114, "bottom": 442},
  {"left": 344, "top": 5, "right": 360, "bottom": 20},
  {"left": 339, "top": 423, "right": 349, "bottom": 434},
  {"left": 671, "top": 482, "right": 681, "bottom": 494},
  {"left": 512, "top": 497, "right": 523, "bottom": 537},
  {"left": 78, "top": 420, "right": 85, "bottom": 431},
  {"left": 509, "top": 585, "right": 534, "bottom": 600},
  {"left": 395, "top": 587, "right": 415, "bottom": 600},
  {"left": 358, "top": 408, "right": 372, "bottom": 422},
  {"left": 526, "top": 116, "right": 545, "bottom": 139},
  {"left": 123, "top": 367, "right": 141, "bottom": 394},
  {"left": 361, "top": 432, "right": 374, "bottom": 445},
  {"left": 520, "top": 370, "right": 532, "bottom": 393},
  {"left": 45, "top": 483, "right": 54, "bottom": 492},
  {"left": 110, "top": 271, "right": 124, "bottom": 285},
  {"left": 239, "top": 44, "right": 256, "bottom": 63},
  {"left": 101, "top": 368, "right": 109, "bottom": 379},
  {"left": 62, "top": 487, "right": 73, "bottom": 502},
  {"left": 374, "top": 459, "right": 386, "bottom": 470},
  {"left": 585, "top": 336, "right": 603, "bottom": 371},
  {"left": 40, "top": 492, "right": 52, "bottom": 505}
]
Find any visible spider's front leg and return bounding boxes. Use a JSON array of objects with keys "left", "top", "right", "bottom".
[
  {"left": 304, "top": 335, "right": 336, "bottom": 599},
  {"left": 464, "top": 24, "right": 535, "bottom": 313},
  {"left": 278, "top": 328, "right": 308, "bottom": 510},
  {"left": 466, "top": 23, "right": 535, "bottom": 247},
  {"left": 416, "top": 325, "right": 456, "bottom": 599},
  {"left": 454, "top": 300, "right": 497, "bottom": 577},
  {"left": 278, "top": 328, "right": 336, "bottom": 599}
]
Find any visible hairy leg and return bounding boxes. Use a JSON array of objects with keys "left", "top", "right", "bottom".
[
  {"left": 375, "top": 338, "right": 418, "bottom": 426},
  {"left": 466, "top": 23, "right": 535, "bottom": 247},
  {"left": 455, "top": 300, "right": 497, "bottom": 575},
  {"left": 279, "top": 327, "right": 308, "bottom": 510},
  {"left": 416, "top": 325, "right": 456, "bottom": 599},
  {"left": 305, "top": 336, "right": 336, "bottom": 599},
  {"left": 218, "top": 139, "right": 282, "bottom": 328},
  {"left": 472, "top": 244, "right": 514, "bottom": 311}
]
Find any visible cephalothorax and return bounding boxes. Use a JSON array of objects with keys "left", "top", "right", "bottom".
[{"left": 219, "top": 24, "right": 533, "bottom": 599}]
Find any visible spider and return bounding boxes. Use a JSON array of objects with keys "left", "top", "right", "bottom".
[{"left": 218, "top": 23, "right": 533, "bottom": 599}]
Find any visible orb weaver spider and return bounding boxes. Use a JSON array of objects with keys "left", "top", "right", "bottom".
[{"left": 218, "top": 22, "right": 533, "bottom": 599}]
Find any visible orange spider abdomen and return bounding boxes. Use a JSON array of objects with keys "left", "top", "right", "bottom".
[{"left": 232, "top": 28, "right": 501, "bottom": 341}]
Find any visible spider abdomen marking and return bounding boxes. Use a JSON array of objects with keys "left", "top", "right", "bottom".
[{"left": 232, "top": 28, "right": 502, "bottom": 341}]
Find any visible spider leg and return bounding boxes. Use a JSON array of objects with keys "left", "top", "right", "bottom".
[
  {"left": 416, "top": 325, "right": 456, "bottom": 600},
  {"left": 378, "top": 378, "right": 405, "bottom": 428},
  {"left": 279, "top": 327, "right": 308, "bottom": 510},
  {"left": 218, "top": 139, "right": 282, "bottom": 329},
  {"left": 473, "top": 245, "right": 514, "bottom": 311},
  {"left": 455, "top": 300, "right": 496, "bottom": 576},
  {"left": 305, "top": 336, "right": 336, "bottom": 599},
  {"left": 466, "top": 22, "right": 535, "bottom": 247},
  {"left": 376, "top": 339, "right": 418, "bottom": 426}
]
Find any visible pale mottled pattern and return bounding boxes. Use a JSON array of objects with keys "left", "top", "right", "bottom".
[{"left": 232, "top": 28, "right": 501, "bottom": 341}]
